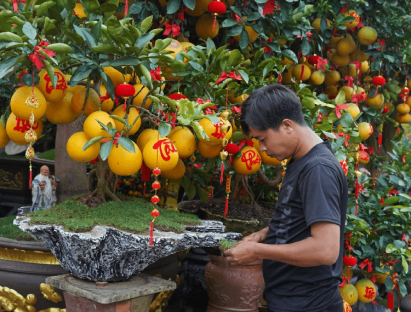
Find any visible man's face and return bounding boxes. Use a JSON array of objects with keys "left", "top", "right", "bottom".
[
  {"left": 40, "top": 166, "right": 50, "bottom": 177},
  {"left": 249, "top": 123, "right": 295, "bottom": 161}
]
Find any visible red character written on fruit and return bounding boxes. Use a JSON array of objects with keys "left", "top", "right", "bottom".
[
  {"left": 364, "top": 287, "right": 376, "bottom": 299},
  {"left": 44, "top": 72, "right": 67, "bottom": 94},
  {"left": 152, "top": 139, "right": 178, "bottom": 161},
  {"left": 241, "top": 149, "right": 261, "bottom": 170},
  {"left": 13, "top": 117, "right": 39, "bottom": 133},
  {"left": 211, "top": 120, "right": 226, "bottom": 140}
]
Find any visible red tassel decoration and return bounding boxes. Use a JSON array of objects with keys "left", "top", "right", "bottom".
[
  {"left": 149, "top": 221, "right": 154, "bottom": 246},
  {"left": 220, "top": 162, "right": 224, "bottom": 184},
  {"left": 29, "top": 163, "right": 32, "bottom": 189},
  {"left": 387, "top": 292, "right": 394, "bottom": 310},
  {"left": 355, "top": 204, "right": 358, "bottom": 215},
  {"left": 378, "top": 134, "right": 383, "bottom": 154},
  {"left": 125, "top": 0, "right": 128, "bottom": 16},
  {"left": 224, "top": 195, "right": 229, "bottom": 216},
  {"left": 224, "top": 175, "right": 231, "bottom": 217},
  {"left": 212, "top": 17, "right": 217, "bottom": 31}
]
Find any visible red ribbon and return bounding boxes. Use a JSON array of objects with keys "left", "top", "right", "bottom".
[
  {"left": 403, "top": 155, "right": 406, "bottom": 163},
  {"left": 215, "top": 71, "right": 242, "bottom": 84},
  {"left": 177, "top": 7, "right": 187, "bottom": 21},
  {"left": 344, "top": 239, "right": 354, "bottom": 250},
  {"left": 164, "top": 23, "right": 181, "bottom": 38},
  {"left": 339, "top": 276, "right": 346, "bottom": 288},
  {"left": 402, "top": 233, "right": 407, "bottom": 242},
  {"left": 359, "top": 259, "right": 373, "bottom": 273},
  {"left": 335, "top": 132, "right": 350, "bottom": 147},
  {"left": 345, "top": 76, "right": 354, "bottom": 87},
  {"left": 150, "top": 67, "right": 162, "bottom": 81},
  {"left": 352, "top": 91, "right": 366, "bottom": 103},
  {"left": 351, "top": 61, "right": 362, "bottom": 70},
  {"left": 263, "top": 0, "right": 276, "bottom": 15},
  {"left": 317, "top": 57, "right": 328, "bottom": 73},
  {"left": 220, "top": 162, "right": 224, "bottom": 185},
  {"left": 335, "top": 103, "right": 349, "bottom": 119},
  {"left": 231, "top": 106, "right": 242, "bottom": 114},
  {"left": 12, "top": 0, "right": 25, "bottom": 12},
  {"left": 28, "top": 42, "right": 56, "bottom": 70}
]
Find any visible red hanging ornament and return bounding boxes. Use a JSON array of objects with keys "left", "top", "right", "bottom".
[
  {"left": 225, "top": 143, "right": 239, "bottom": 155},
  {"left": 151, "top": 194, "right": 160, "bottom": 204},
  {"left": 208, "top": 0, "right": 226, "bottom": 31},
  {"left": 307, "top": 55, "right": 321, "bottom": 65},
  {"left": 152, "top": 181, "right": 161, "bottom": 190},
  {"left": 371, "top": 76, "right": 386, "bottom": 87},
  {"left": 152, "top": 167, "right": 161, "bottom": 176},
  {"left": 151, "top": 208, "right": 160, "bottom": 218},
  {"left": 115, "top": 83, "right": 135, "bottom": 98},
  {"left": 343, "top": 255, "right": 357, "bottom": 267}
]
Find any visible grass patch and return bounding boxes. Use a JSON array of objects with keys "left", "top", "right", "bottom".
[
  {"left": 219, "top": 239, "right": 238, "bottom": 251},
  {"left": 0, "top": 215, "right": 34, "bottom": 241},
  {"left": 0, "top": 153, "right": 26, "bottom": 159},
  {"left": 29, "top": 197, "right": 201, "bottom": 234},
  {"left": 37, "top": 149, "right": 55, "bottom": 160}
]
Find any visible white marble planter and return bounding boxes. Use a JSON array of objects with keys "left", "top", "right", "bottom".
[{"left": 15, "top": 216, "right": 241, "bottom": 282}]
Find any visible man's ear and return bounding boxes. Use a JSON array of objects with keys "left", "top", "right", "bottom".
[{"left": 281, "top": 119, "right": 294, "bottom": 134}]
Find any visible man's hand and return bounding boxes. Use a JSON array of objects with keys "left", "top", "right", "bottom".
[
  {"left": 51, "top": 180, "right": 58, "bottom": 187},
  {"left": 223, "top": 240, "right": 259, "bottom": 265},
  {"left": 241, "top": 227, "right": 268, "bottom": 243},
  {"left": 40, "top": 181, "right": 45, "bottom": 190}
]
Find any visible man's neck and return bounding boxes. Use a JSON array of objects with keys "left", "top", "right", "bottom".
[{"left": 292, "top": 127, "right": 322, "bottom": 160}]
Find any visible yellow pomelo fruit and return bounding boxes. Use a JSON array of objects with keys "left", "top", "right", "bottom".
[
  {"left": 407, "top": 97, "right": 411, "bottom": 108},
  {"left": 311, "top": 18, "right": 331, "bottom": 32},
  {"left": 343, "top": 300, "right": 352, "bottom": 312},
  {"left": 396, "top": 113, "right": 411, "bottom": 124},
  {"left": 331, "top": 53, "right": 350, "bottom": 66},
  {"left": 360, "top": 61, "right": 370, "bottom": 73},
  {"left": 180, "top": 42, "right": 195, "bottom": 52},
  {"left": 137, "top": 129, "right": 158, "bottom": 152},
  {"left": 233, "top": 146, "right": 262, "bottom": 175},
  {"left": 324, "top": 71, "right": 341, "bottom": 86},
  {"left": 396, "top": 103, "right": 410, "bottom": 114},
  {"left": 143, "top": 137, "right": 179, "bottom": 171},
  {"left": 111, "top": 104, "right": 141, "bottom": 135},
  {"left": 355, "top": 279, "right": 377, "bottom": 303},
  {"left": 0, "top": 122, "right": 10, "bottom": 149},
  {"left": 292, "top": 64, "right": 311, "bottom": 81},
  {"left": 350, "top": 47, "right": 369, "bottom": 62},
  {"left": 66, "top": 131, "right": 100, "bottom": 162},
  {"left": 45, "top": 92, "right": 80, "bottom": 124},
  {"left": 384, "top": 102, "right": 393, "bottom": 110},
  {"left": 198, "top": 141, "right": 222, "bottom": 158},
  {"left": 261, "top": 152, "right": 281, "bottom": 166},
  {"left": 187, "top": 0, "right": 211, "bottom": 16},
  {"left": 196, "top": 14, "right": 219, "bottom": 39},
  {"left": 331, "top": 35, "right": 343, "bottom": 46},
  {"left": 161, "top": 158, "right": 186, "bottom": 180},
  {"left": 37, "top": 68, "right": 67, "bottom": 103},
  {"left": 310, "top": 70, "right": 325, "bottom": 85},
  {"left": 408, "top": 79, "right": 411, "bottom": 90},
  {"left": 176, "top": 35, "right": 189, "bottom": 42},
  {"left": 74, "top": 3, "right": 86, "bottom": 18},
  {"left": 83, "top": 111, "right": 115, "bottom": 140},
  {"left": 357, "top": 27, "right": 378, "bottom": 46},
  {"left": 325, "top": 85, "right": 338, "bottom": 96},
  {"left": 366, "top": 93, "right": 384, "bottom": 109},
  {"left": 343, "top": 10, "right": 360, "bottom": 29},
  {"left": 281, "top": 65, "right": 294, "bottom": 84},
  {"left": 65, "top": 75, "right": 85, "bottom": 94},
  {"left": 10, "top": 86, "right": 47, "bottom": 120},
  {"left": 326, "top": 48, "right": 335, "bottom": 60},
  {"left": 228, "top": 92, "right": 248, "bottom": 104},
  {"left": 281, "top": 58, "right": 294, "bottom": 66},
  {"left": 159, "top": 0, "right": 168, "bottom": 6},
  {"left": 358, "top": 122, "right": 373, "bottom": 141},
  {"left": 344, "top": 103, "right": 360, "bottom": 119},
  {"left": 6, "top": 112, "right": 43, "bottom": 146},
  {"left": 341, "top": 86, "right": 353, "bottom": 102},
  {"left": 108, "top": 141, "right": 142, "bottom": 176},
  {"left": 133, "top": 84, "right": 152, "bottom": 109},
  {"left": 71, "top": 88, "right": 100, "bottom": 116},
  {"left": 337, "top": 38, "right": 356, "bottom": 56},
  {"left": 103, "top": 67, "right": 126, "bottom": 87},
  {"left": 198, "top": 118, "right": 232, "bottom": 146},
  {"left": 337, "top": 124, "right": 344, "bottom": 132},
  {"left": 373, "top": 271, "right": 389, "bottom": 284},
  {"left": 234, "top": 17, "right": 259, "bottom": 44},
  {"left": 167, "top": 126, "right": 183, "bottom": 138},
  {"left": 100, "top": 85, "right": 114, "bottom": 112},
  {"left": 165, "top": 39, "right": 183, "bottom": 58},
  {"left": 341, "top": 64, "right": 358, "bottom": 78},
  {"left": 169, "top": 127, "right": 197, "bottom": 158},
  {"left": 339, "top": 283, "right": 358, "bottom": 306}
]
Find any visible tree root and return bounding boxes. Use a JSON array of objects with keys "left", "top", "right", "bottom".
[
  {"left": 87, "top": 160, "right": 121, "bottom": 203},
  {"left": 231, "top": 173, "right": 262, "bottom": 213},
  {"left": 257, "top": 165, "right": 283, "bottom": 188},
  {"left": 88, "top": 169, "right": 96, "bottom": 192}
]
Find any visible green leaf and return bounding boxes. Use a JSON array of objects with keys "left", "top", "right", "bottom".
[
  {"left": 91, "top": 44, "right": 121, "bottom": 54},
  {"left": 206, "top": 38, "right": 215, "bottom": 55},
  {"left": 82, "top": 0, "right": 100, "bottom": 13},
  {"left": 281, "top": 49, "right": 298, "bottom": 63},
  {"left": 36, "top": 1, "right": 55, "bottom": 15},
  {"left": 136, "top": 33, "right": 155, "bottom": 49},
  {"left": 110, "top": 115, "right": 126, "bottom": 125},
  {"left": 186, "top": 184, "right": 196, "bottom": 199},
  {"left": 117, "top": 137, "right": 135, "bottom": 153},
  {"left": 189, "top": 61, "right": 203, "bottom": 71},
  {"left": 71, "top": 65, "right": 94, "bottom": 87},
  {"left": 0, "top": 32, "right": 22, "bottom": 43},
  {"left": 136, "top": 63, "right": 153, "bottom": 89},
  {"left": 182, "top": 0, "right": 195, "bottom": 10},
  {"left": 73, "top": 25, "right": 96, "bottom": 47},
  {"left": 222, "top": 19, "right": 239, "bottom": 28},
  {"left": 46, "top": 43, "right": 74, "bottom": 53},
  {"left": 399, "top": 279, "right": 408, "bottom": 297},
  {"left": 0, "top": 55, "right": 20, "bottom": 79},
  {"left": 339, "top": 113, "right": 354, "bottom": 128},
  {"left": 335, "top": 90, "right": 346, "bottom": 105},
  {"left": 0, "top": 114, "right": 6, "bottom": 128},
  {"left": 107, "top": 19, "right": 124, "bottom": 40},
  {"left": 83, "top": 136, "right": 105, "bottom": 151},
  {"left": 181, "top": 175, "right": 191, "bottom": 190},
  {"left": 239, "top": 29, "right": 249, "bottom": 50},
  {"left": 100, "top": 2, "right": 118, "bottom": 12},
  {"left": 109, "top": 57, "right": 140, "bottom": 66},
  {"left": 400, "top": 193, "right": 411, "bottom": 201},
  {"left": 402, "top": 256, "right": 409, "bottom": 274},
  {"left": 394, "top": 240, "right": 406, "bottom": 249},
  {"left": 22, "top": 74, "right": 40, "bottom": 87},
  {"left": 43, "top": 60, "right": 56, "bottom": 89},
  {"left": 141, "top": 16, "right": 153, "bottom": 33},
  {"left": 385, "top": 275, "right": 394, "bottom": 290},
  {"left": 167, "top": 0, "right": 180, "bottom": 14},
  {"left": 237, "top": 70, "right": 249, "bottom": 84},
  {"left": 100, "top": 140, "right": 113, "bottom": 161},
  {"left": 22, "top": 22, "right": 37, "bottom": 40},
  {"left": 158, "top": 122, "right": 172, "bottom": 137},
  {"left": 225, "top": 26, "right": 243, "bottom": 37},
  {"left": 246, "top": 12, "right": 261, "bottom": 21},
  {"left": 384, "top": 196, "right": 399, "bottom": 206},
  {"left": 228, "top": 49, "right": 241, "bottom": 66},
  {"left": 385, "top": 244, "right": 397, "bottom": 253}
]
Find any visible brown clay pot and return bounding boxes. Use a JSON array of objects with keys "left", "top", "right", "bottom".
[{"left": 204, "top": 254, "right": 264, "bottom": 312}]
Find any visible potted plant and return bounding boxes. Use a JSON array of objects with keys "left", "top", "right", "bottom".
[{"left": 204, "top": 239, "right": 264, "bottom": 312}]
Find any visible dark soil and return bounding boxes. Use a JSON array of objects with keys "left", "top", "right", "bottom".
[{"left": 194, "top": 198, "right": 275, "bottom": 221}]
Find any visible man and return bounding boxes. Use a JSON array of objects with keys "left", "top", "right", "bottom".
[
  {"left": 31, "top": 165, "right": 59, "bottom": 212},
  {"left": 224, "top": 84, "right": 348, "bottom": 312}
]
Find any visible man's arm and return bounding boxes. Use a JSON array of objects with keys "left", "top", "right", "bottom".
[
  {"left": 242, "top": 226, "right": 269, "bottom": 242},
  {"left": 224, "top": 222, "right": 340, "bottom": 266}
]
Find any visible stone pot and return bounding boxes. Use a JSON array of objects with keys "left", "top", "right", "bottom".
[
  {"left": 204, "top": 254, "right": 264, "bottom": 312},
  {"left": 179, "top": 200, "right": 261, "bottom": 237}
]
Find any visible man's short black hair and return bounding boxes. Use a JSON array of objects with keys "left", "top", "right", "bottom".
[{"left": 240, "top": 84, "right": 307, "bottom": 135}]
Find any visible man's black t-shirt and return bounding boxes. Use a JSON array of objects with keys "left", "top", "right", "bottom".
[{"left": 263, "top": 139, "right": 348, "bottom": 312}]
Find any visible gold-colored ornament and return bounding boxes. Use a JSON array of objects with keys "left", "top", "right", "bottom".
[
  {"left": 25, "top": 94, "right": 40, "bottom": 109},
  {"left": 220, "top": 110, "right": 231, "bottom": 120},
  {"left": 40, "top": 284, "right": 63, "bottom": 304},
  {"left": 25, "top": 129, "right": 38, "bottom": 143},
  {"left": 26, "top": 146, "right": 35, "bottom": 160},
  {"left": 221, "top": 138, "right": 228, "bottom": 147},
  {"left": 29, "top": 112, "right": 35, "bottom": 126},
  {"left": 220, "top": 124, "right": 229, "bottom": 134},
  {"left": 354, "top": 170, "right": 362, "bottom": 178},
  {"left": 220, "top": 150, "right": 228, "bottom": 160}
]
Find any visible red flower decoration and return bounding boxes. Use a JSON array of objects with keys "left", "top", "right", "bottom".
[
  {"left": 169, "top": 93, "right": 187, "bottom": 100},
  {"left": 150, "top": 67, "right": 162, "bottom": 81}
]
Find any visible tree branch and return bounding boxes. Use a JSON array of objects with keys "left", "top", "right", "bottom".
[{"left": 257, "top": 164, "right": 283, "bottom": 188}]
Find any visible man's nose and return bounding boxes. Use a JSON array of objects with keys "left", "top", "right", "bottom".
[{"left": 259, "top": 142, "right": 267, "bottom": 152}]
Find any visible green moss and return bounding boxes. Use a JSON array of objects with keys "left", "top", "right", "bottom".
[
  {"left": 0, "top": 153, "right": 26, "bottom": 159},
  {"left": 29, "top": 197, "right": 201, "bottom": 234},
  {"left": 37, "top": 149, "right": 55, "bottom": 160},
  {"left": 0, "top": 215, "right": 34, "bottom": 240},
  {"left": 219, "top": 239, "right": 238, "bottom": 251}
]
